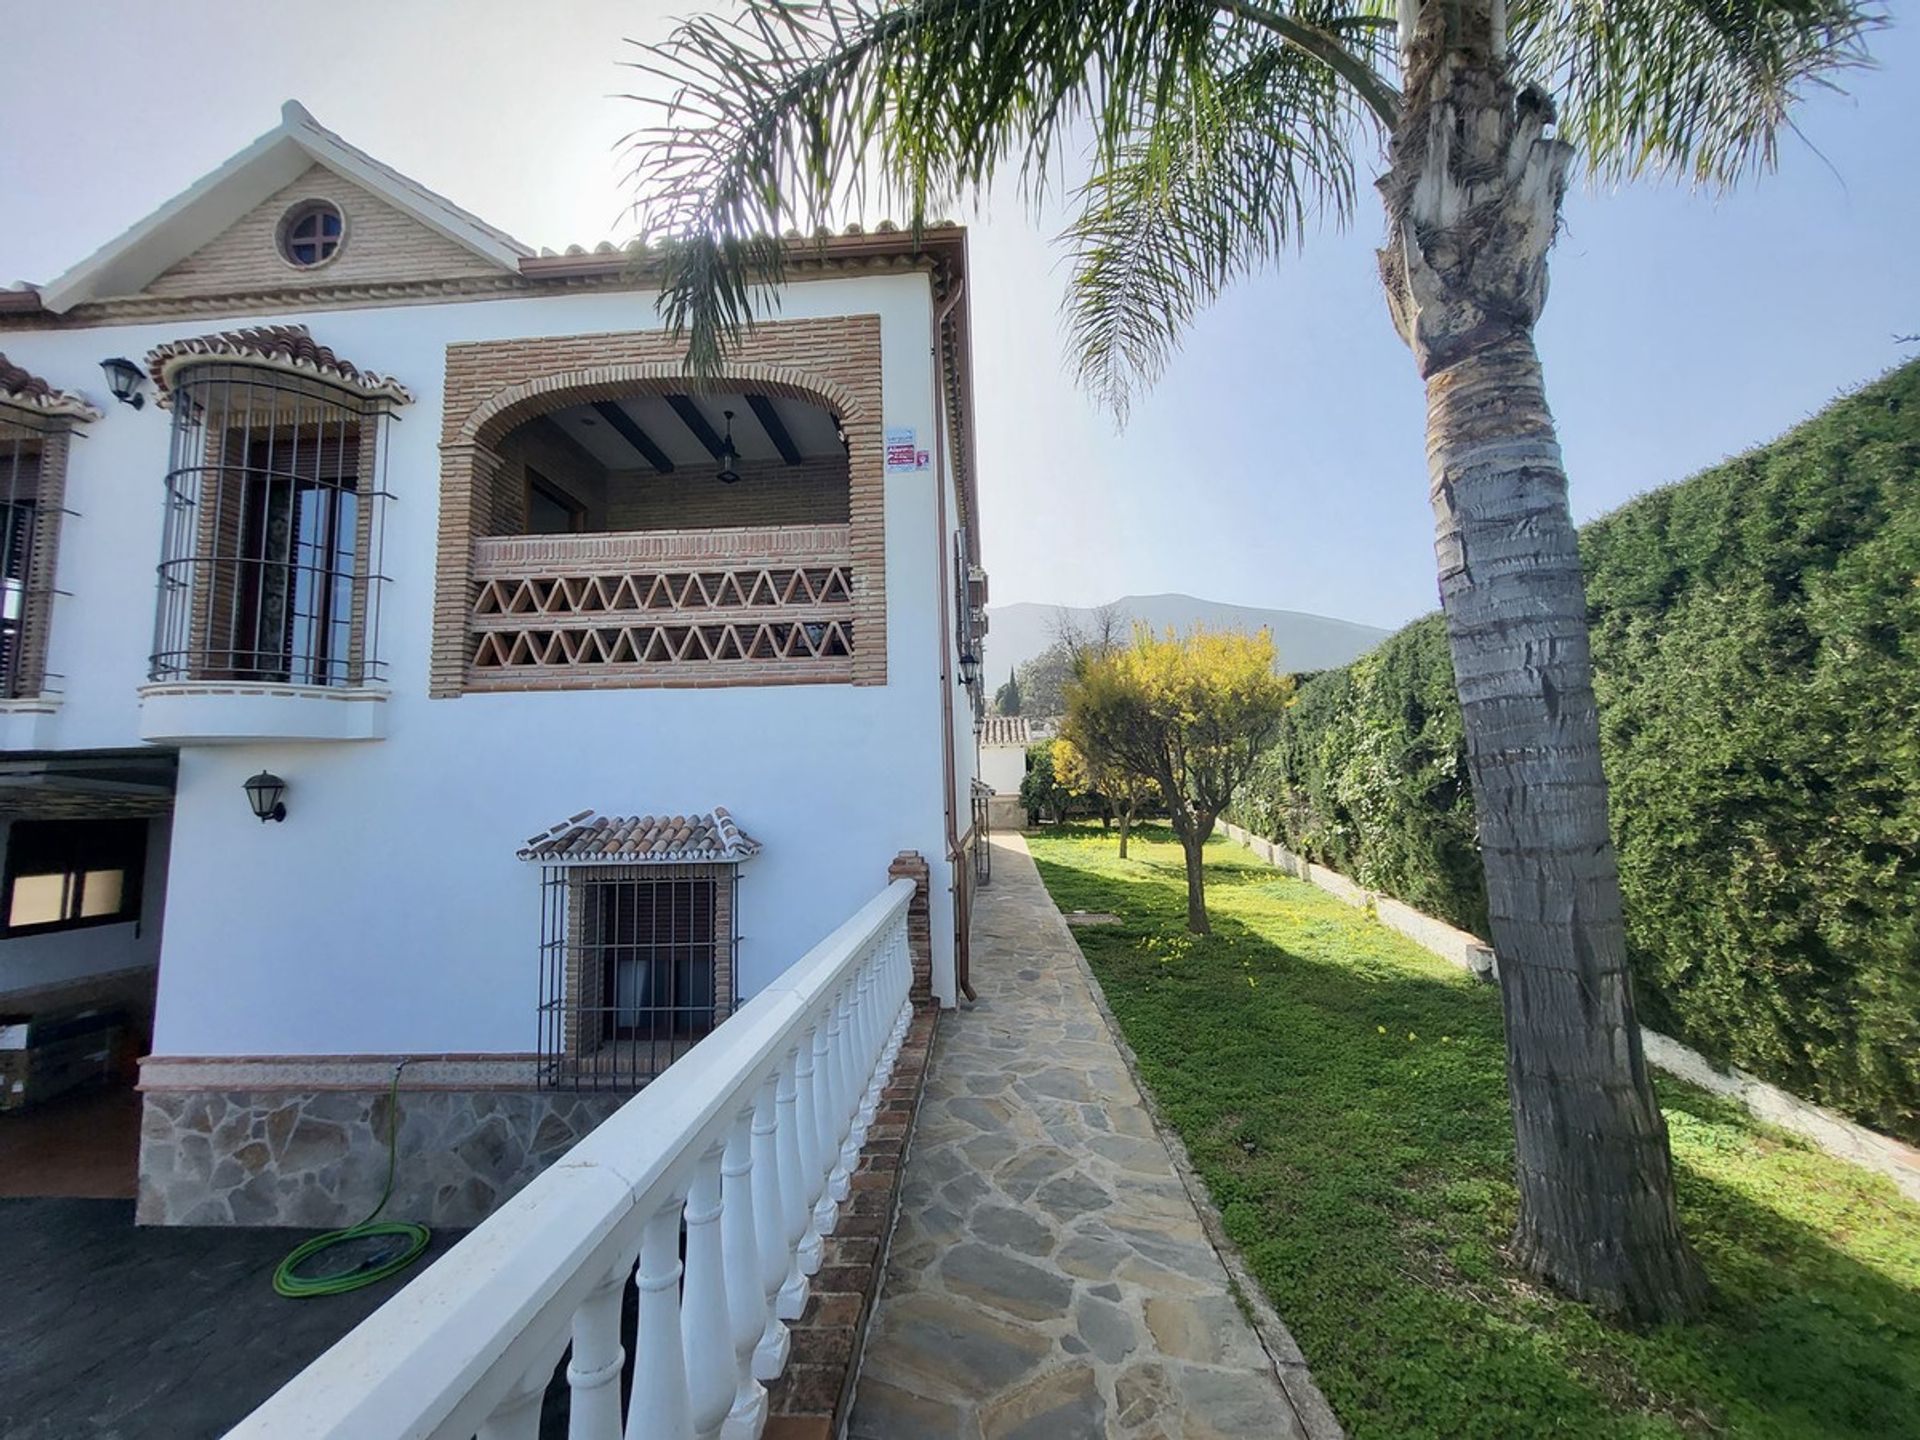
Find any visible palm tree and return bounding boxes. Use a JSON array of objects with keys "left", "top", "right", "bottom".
[{"left": 625, "top": 0, "right": 1880, "bottom": 1322}]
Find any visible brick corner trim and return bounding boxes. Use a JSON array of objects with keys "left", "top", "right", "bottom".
[{"left": 887, "top": 850, "right": 933, "bottom": 1006}]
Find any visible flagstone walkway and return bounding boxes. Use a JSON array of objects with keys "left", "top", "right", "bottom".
[{"left": 849, "top": 833, "right": 1337, "bottom": 1440}]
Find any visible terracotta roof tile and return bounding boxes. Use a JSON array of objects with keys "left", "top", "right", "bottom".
[
  {"left": 0, "top": 352, "right": 103, "bottom": 421},
  {"left": 981, "top": 716, "right": 1031, "bottom": 747},
  {"left": 518, "top": 806, "right": 761, "bottom": 865},
  {"left": 144, "top": 324, "right": 413, "bottom": 406},
  {"left": 531, "top": 219, "right": 961, "bottom": 260}
]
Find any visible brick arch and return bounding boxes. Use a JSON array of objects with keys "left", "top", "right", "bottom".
[
  {"left": 459, "top": 362, "right": 864, "bottom": 452},
  {"left": 432, "top": 317, "right": 886, "bottom": 697}
]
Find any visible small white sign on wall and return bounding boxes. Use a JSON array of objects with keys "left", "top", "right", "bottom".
[{"left": 885, "top": 426, "right": 930, "bottom": 472}]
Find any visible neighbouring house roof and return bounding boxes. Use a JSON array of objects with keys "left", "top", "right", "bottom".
[
  {"left": 518, "top": 808, "right": 762, "bottom": 865},
  {"left": 144, "top": 323, "right": 413, "bottom": 406},
  {"left": 35, "top": 100, "right": 530, "bottom": 313},
  {"left": 981, "top": 716, "right": 1031, "bottom": 748},
  {"left": 0, "top": 352, "right": 102, "bottom": 421}
]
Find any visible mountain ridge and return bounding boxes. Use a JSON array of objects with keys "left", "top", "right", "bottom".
[{"left": 985, "top": 593, "right": 1393, "bottom": 683}]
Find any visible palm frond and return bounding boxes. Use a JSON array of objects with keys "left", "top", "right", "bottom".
[
  {"left": 1509, "top": 0, "right": 1885, "bottom": 185},
  {"left": 1062, "top": 35, "right": 1367, "bottom": 418},
  {"left": 627, "top": 0, "right": 1219, "bottom": 369},
  {"left": 625, "top": 0, "right": 1393, "bottom": 373}
]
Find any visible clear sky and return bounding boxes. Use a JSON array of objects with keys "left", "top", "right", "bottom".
[{"left": 3, "top": 2, "right": 1913, "bottom": 632}]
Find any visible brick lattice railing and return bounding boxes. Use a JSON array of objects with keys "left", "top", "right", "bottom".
[{"left": 467, "top": 523, "right": 856, "bottom": 689}]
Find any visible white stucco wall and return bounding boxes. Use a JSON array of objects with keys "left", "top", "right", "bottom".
[
  {"left": 979, "top": 742, "right": 1028, "bottom": 797},
  {"left": 0, "top": 269, "right": 965, "bottom": 1056}
]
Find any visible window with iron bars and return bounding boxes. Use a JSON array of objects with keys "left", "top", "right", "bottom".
[
  {"left": 0, "top": 412, "right": 73, "bottom": 699},
  {"left": 152, "top": 364, "right": 393, "bottom": 686},
  {"left": 536, "top": 864, "right": 740, "bottom": 1091}
]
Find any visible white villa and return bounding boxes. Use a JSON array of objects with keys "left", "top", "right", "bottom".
[
  {"left": 0, "top": 102, "right": 989, "bottom": 1228},
  {"left": 977, "top": 714, "right": 1031, "bottom": 829}
]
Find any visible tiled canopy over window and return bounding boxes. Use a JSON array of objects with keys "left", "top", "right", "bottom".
[
  {"left": 0, "top": 355, "right": 102, "bottom": 700},
  {"left": 146, "top": 325, "right": 409, "bottom": 688},
  {"left": 521, "top": 809, "right": 761, "bottom": 1092}
]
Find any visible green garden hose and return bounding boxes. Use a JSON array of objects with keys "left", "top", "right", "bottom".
[{"left": 271, "top": 1063, "right": 432, "bottom": 1298}]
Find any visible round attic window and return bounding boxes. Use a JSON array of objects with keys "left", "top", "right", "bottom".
[{"left": 277, "top": 200, "right": 345, "bottom": 268}]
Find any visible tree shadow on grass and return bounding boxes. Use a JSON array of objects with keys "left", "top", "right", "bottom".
[{"left": 1028, "top": 835, "right": 1920, "bottom": 1440}]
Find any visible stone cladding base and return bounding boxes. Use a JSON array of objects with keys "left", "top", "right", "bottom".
[{"left": 136, "top": 1086, "right": 623, "bottom": 1227}]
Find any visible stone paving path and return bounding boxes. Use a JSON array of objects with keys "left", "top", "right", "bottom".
[{"left": 849, "top": 833, "right": 1334, "bottom": 1440}]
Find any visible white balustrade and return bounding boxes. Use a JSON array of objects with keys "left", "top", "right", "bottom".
[{"left": 226, "top": 878, "right": 917, "bottom": 1440}]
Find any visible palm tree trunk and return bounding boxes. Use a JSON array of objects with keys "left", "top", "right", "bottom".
[
  {"left": 1425, "top": 334, "right": 1704, "bottom": 1320},
  {"left": 1379, "top": 0, "right": 1705, "bottom": 1321}
]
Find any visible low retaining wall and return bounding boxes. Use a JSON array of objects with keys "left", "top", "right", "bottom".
[
  {"left": 1215, "top": 820, "right": 1920, "bottom": 1204},
  {"left": 136, "top": 1057, "right": 625, "bottom": 1227}
]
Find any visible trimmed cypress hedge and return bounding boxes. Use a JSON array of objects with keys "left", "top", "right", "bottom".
[{"left": 1238, "top": 362, "right": 1920, "bottom": 1141}]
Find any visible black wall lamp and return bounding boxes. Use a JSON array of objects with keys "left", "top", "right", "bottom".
[
  {"left": 958, "top": 647, "right": 982, "bottom": 688},
  {"left": 101, "top": 357, "right": 147, "bottom": 409},
  {"left": 243, "top": 770, "right": 287, "bottom": 823}
]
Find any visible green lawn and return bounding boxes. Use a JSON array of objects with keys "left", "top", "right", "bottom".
[{"left": 1026, "top": 823, "right": 1920, "bottom": 1440}]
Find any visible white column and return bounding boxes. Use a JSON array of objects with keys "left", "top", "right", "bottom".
[
  {"left": 480, "top": 1354, "right": 554, "bottom": 1440},
  {"left": 779, "top": 1038, "right": 820, "bottom": 1300},
  {"left": 849, "top": 957, "right": 877, "bottom": 1142},
  {"left": 567, "top": 1265, "right": 627, "bottom": 1440},
  {"left": 835, "top": 973, "right": 864, "bottom": 1185},
  {"left": 683, "top": 1146, "right": 734, "bottom": 1440},
  {"left": 815, "top": 998, "right": 848, "bottom": 1223},
  {"left": 627, "top": 1199, "right": 691, "bottom": 1440},
  {"left": 751, "top": 1073, "right": 794, "bottom": 1371},
  {"left": 721, "top": 1102, "right": 770, "bottom": 1439}
]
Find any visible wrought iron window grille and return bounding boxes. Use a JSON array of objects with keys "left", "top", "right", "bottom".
[
  {"left": 152, "top": 364, "right": 395, "bottom": 687},
  {"left": 536, "top": 864, "right": 743, "bottom": 1092},
  {"left": 0, "top": 408, "right": 83, "bottom": 700}
]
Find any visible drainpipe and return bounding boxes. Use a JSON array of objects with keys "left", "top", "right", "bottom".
[{"left": 931, "top": 277, "right": 977, "bottom": 1002}]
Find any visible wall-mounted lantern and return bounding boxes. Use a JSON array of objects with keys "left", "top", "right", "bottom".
[
  {"left": 957, "top": 647, "right": 982, "bottom": 689},
  {"left": 716, "top": 410, "right": 741, "bottom": 485},
  {"left": 100, "top": 357, "right": 147, "bottom": 410},
  {"left": 243, "top": 770, "right": 288, "bottom": 823}
]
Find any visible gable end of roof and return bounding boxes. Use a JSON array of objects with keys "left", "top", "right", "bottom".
[{"left": 38, "top": 101, "right": 529, "bottom": 314}]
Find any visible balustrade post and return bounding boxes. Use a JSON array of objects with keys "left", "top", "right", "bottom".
[
  {"left": 781, "top": 1037, "right": 822, "bottom": 1294},
  {"left": 835, "top": 977, "right": 864, "bottom": 1184},
  {"left": 850, "top": 958, "right": 877, "bottom": 1141},
  {"left": 567, "top": 1265, "right": 628, "bottom": 1440},
  {"left": 481, "top": 1353, "right": 557, "bottom": 1440},
  {"left": 885, "top": 921, "right": 911, "bottom": 1062},
  {"left": 815, "top": 998, "right": 848, "bottom": 1222},
  {"left": 682, "top": 1147, "right": 735, "bottom": 1440},
  {"left": 627, "top": 1199, "right": 692, "bottom": 1440},
  {"left": 865, "top": 948, "right": 884, "bottom": 1068},
  {"left": 861, "top": 951, "right": 895, "bottom": 1127},
  {"left": 721, "top": 1103, "right": 770, "bottom": 1438},
  {"left": 751, "top": 1073, "right": 795, "bottom": 1366}
]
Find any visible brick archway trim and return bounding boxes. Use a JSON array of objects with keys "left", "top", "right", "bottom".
[
  {"left": 458, "top": 362, "right": 865, "bottom": 451},
  {"left": 432, "top": 317, "right": 886, "bottom": 697}
]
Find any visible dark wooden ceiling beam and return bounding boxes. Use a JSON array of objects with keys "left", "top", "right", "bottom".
[
  {"left": 665, "top": 394, "right": 728, "bottom": 461},
  {"left": 591, "top": 401, "right": 674, "bottom": 474},
  {"left": 745, "top": 393, "right": 802, "bottom": 465}
]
